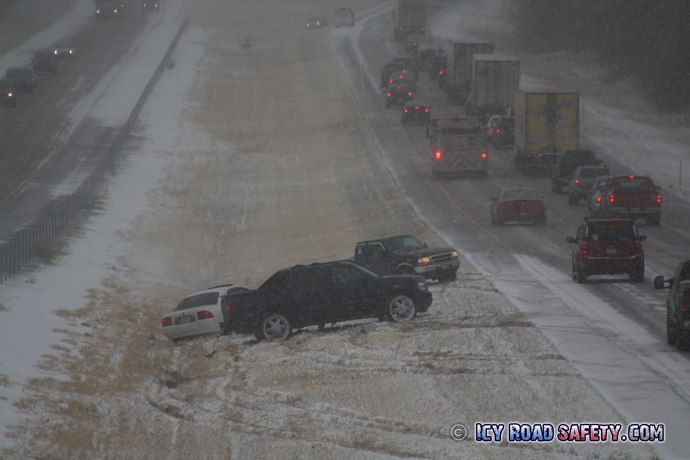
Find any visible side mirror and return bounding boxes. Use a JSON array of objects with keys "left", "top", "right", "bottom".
[
  {"left": 566, "top": 237, "right": 577, "bottom": 244},
  {"left": 653, "top": 275, "right": 667, "bottom": 290},
  {"left": 638, "top": 235, "right": 647, "bottom": 242}
]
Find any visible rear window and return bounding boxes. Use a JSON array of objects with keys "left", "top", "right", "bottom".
[
  {"left": 611, "top": 177, "right": 655, "bottom": 193},
  {"left": 174, "top": 292, "right": 219, "bottom": 311},
  {"left": 580, "top": 167, "right": 610, "bottom": 179},
  {"left": 502, "top": 189, "right": 539, "bottom": 200},
  {"left": 587, "top": 222, "right": 635, "bottom": 241}
]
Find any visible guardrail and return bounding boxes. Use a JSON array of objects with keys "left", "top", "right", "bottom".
[{"left": 0, "top": 17, "right": 190, "bottom": 283}]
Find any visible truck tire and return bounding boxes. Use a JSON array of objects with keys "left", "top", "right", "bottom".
[
  {"left": 385, "top": 294, "right": 417, "bottom": 322},
  {"left": 396, "top": 266, "right": 416, "bottom": 276},
  {"left": 255, "top": 313, "right": 292, "bottom": 341}
]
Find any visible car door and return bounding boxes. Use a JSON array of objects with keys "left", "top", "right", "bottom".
[
  {"left": 355, "top": 242, "right": 390, "bottom": 275},
  {"left": 287, "top": 268, "right": 331, "bottom": 327},
  {"left": 327, "top": 264, "right": 384, "bottom": 321}
]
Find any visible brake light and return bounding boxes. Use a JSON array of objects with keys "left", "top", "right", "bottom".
[
  {"left": 580, "top": 243, "right": 587, "bottom": 256},
  {"left": 435, "top": 151, "right": 442, "bottom": 160},
  {"left": 225, "top": 297, "right": 236, "bottom": 317},
  {"left": 609, "top": 193, "right": 615, "bottom": 204},
  {"left": 424, "top": 108, "right": 429, "bottom": 112},
  {"left": 161, "top": 317, "right": 172, "bottom": 327},
  {"left": 402, "top": 69, "right": 407, "bottom": 74},
  {"left": 496, "top": 129, "right": 504, "bottom": 134},
  {"left": 197, "top": 310, "right": 214, "bottom": 320},
  {"left": 404, "top": 108, "right": 409, "bottom": 113},
  {"left": 481, "top": 152, "right": 488, "bottom": 159},
  {"left": 657, "top": 194, "right": 662, "bottom": 204},
  {"left": 439, "top": 69, "right": 444, "bottom": 75},
  {"left": 629, "top": 175, "right": 635, "bottom": 179},
  {"left": 387, "top": 92, "right": 391, "bottom": 97},
  {"left": 408, "top": 91, "right": 413, "bottom": 96},
  {"left": 575, "top": 179, "right": 580, "bottom": 185},
  {"left": 596, "top": 196, "right": 602, "bottom": 203},
  {"left": 415, "top": 105, "right": 420, "bottom": 109}
]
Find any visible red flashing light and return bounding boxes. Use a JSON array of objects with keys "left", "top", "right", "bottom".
[
  {"left": 161, "top": 317, "right": 172, "bottom": 327},
  {"left": 197, "top": 310, "right": 214, "bottom": 320},
  {"left": 481, "top": 152, "right": 488, "bottom": 159},
  {"left": 435, "top": 151, "right": 442, "bottom": 160}
]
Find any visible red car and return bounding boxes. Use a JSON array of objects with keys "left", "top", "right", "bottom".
[
  {"left": 490, "top": 188, "right": 546, "bottom": 226},
  {"left": 567, "top": 218, "right": 646, "bottom": 283}
]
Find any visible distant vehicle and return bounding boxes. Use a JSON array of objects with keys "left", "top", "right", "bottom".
[
  {"left": 467, "top": 54, "right": 520, "bottom": 117},
  {"left": 95, "top": 0, "right": 121, "bottom": 17},
  {"left": 354, "top": 234, "right": 459, "bottom": 282},
  {"left": 654, "top": 260, "right": 690, "bottom": 350},
  {"left": 389, "top": 56, "right": 419, "bottom": 78},
  {"left": 568, "top": 165, "right": 610, "bottom": 204},
  {"left": 387, "top": 71, "right": 416, "bottom": 91},
  {"left": 552, "top": 149, "right": 600, "bottom": 193},
  {"left": 52, "top": 42, "right": 75, "bottom": 58},
  {"left": 380, "top": 62, "right": 404, "bottom": 88},
  {"left": 334, "top": 7, "right": 354, "bottom": 27},
  {"left": 0, "top": 78, "right": 17, "bottom": 107},
  {"left": 385, "top": 83, "right": 413, "bottom": 108},
  {"left": 160, "top": 285, "right": 250, "bottom": 341},
  {"left": 141, "top": 0, "right": 159, "bottom": 12},
  {"left": 306, "top": 16, "right": 329, "bottom": 29},
  {"left": 592, "top": 175, "right": 662, "bottom": 225},
  {"left": 486, "top": 115, "right": 514, "bottom": 148},
  {"left": 220, "top": 260, "right": 432, "bottom": 341},
  {"left": 31, "top": 50, "right": 58, "bottom": 74},
  {"left": 405, "top": 33, "right": 424, "bottom": 54},
  {"left": 3, "top": 67, "right": 37, "bottom": 94},
  {"left": 444, "top": 41, "right": 494, "bottom": 105},
  {"left": 394, "top": 0, "right": 427, "bottom": 40},
  {"left": 490, "top": 188, "right": 546, "bottom": 226},
  {"left": 427, "top": 117, "right": 488, "bottom": 178},
  {"left": 401, "top": 100, "right": 431, "bottom": 124},
  {"left": 587, "top": 175, "right": 613, "bottom": 216},
  {"left": 567, "top": 218, "right": 646, "bottom": 283},
  {"left": 513, "top": 90, "right": 580, "bottom": 174},
  {"left": 430, "top": 55, "right": 446, "bottom": 82}
]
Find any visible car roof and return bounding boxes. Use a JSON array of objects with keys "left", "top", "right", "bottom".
[
  {"left": 356, "top": 234, "right": 416, "bottom": 245},
  {"left": 185, "top": 284, "right": 235, "bottom": 298}
]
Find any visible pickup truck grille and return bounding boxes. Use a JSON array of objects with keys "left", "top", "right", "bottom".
[{"left": 430, "top": 252, "right": 455, "bottom": 264}]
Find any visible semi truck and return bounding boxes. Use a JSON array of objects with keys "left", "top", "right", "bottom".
[
  {"left": 394, "top": 0, "right": 427, "bottom": 41},
  {"left": 513, "top": 89, "right": 580, "bottom": 174},
  {"left": 443, "top": 40, "right": 494, "bottom": 105},
  {"left": 426, "top": 117, "right": 488, "bottom": 178},
  {"left": 467, "top": 54, "right": 520, "bottom": 117}
]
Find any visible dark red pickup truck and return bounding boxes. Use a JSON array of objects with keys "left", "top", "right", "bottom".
[{"left": 590, "top": 175, "right": 662, "bottom": 225}]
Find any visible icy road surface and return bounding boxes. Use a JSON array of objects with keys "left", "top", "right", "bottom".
[{"left": 0, "top": 0, "right": 684, "bottom": 458}]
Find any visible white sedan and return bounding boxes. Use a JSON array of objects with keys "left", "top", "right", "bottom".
[{"left": 161, "top": 284, "right": 249, "bottom": 341}]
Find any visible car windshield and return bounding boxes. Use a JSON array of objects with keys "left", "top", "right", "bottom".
[
  {"left": 587, "top": 222, "right": 635, "bottom": 241},
  {"left": 174, "top": 292, "right": 219, "bottom": 311},
  {"left": 502, "top": 189, "right": 539, "bottom": 200},
  {"left": 385, "top": 235, "right": 424, "bottom": 252},
  {"left": 611, "top": 177, "right": 655, "bottom": 193}
]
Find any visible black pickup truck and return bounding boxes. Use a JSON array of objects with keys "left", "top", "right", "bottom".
[
  {"left": 354, "top": 234, "right": 459, "bottom": 282},
  {"left": 654, "top": 260, "right": 690, "bottom": 350},
  {"left": 220, "top": 260, "right": 432, "bottom": 341}
]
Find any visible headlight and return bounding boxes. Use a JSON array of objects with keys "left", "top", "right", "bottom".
[
  {"left": 417, "top": 256, "right": 432, "bottom": 266},
  {"left": 451, "top": 251, "right": 459, "bottom": 260},
  {"left": 7, "top": 92, "right": 13, "bottom": 97},
  {"left": 53, "top": 50, "right": 58, "bottom": 55}
]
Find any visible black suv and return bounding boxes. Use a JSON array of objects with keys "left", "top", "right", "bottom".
[
  {"left": 220, "top": 261, "right": 432, "bottom": 341},
  {"left": 655, "top": 261, "right": 690, "bottom": 350},
  {"left": 4, "top": 67, "right": 37, "bottom": 94},
  {"left": 567, "top": 218, "right": 646, "bottom": 283},
  {"left": 552, "top": 149, "right": 600, "bottom": 193}
]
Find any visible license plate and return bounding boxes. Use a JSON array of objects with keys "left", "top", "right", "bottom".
[
  {"left": 606, "top": 247, "right": 617, "bottom": 255},
  {"left": 177, "top": 316, "right": 193, "bottom": 325}
]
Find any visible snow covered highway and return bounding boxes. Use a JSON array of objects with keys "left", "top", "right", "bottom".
[{"left": 1, "top": 0, "right": 689, "bottom": 458}]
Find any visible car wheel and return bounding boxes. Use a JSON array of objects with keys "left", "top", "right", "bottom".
[
  {"left": 386, "top": 294, "right": 417, "bottom": 322},
  {"left": 396, "top": 266, "right": 416, "bottom": 276},
  {"left": 256, "top": 313, "right": 292, "bottom": 341},
  {"left": 667, "top": 307, "right": 678, "bottom": 345}
]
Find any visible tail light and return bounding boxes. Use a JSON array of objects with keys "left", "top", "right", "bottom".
[
  {"left": 387, "top": 92, "right": 391, "bottom": 97},
  {"left": 634, "top": 242, "right": 642, "bottom": 253},
  {"left": 657, "top": 194, "right": 662, "bottom": 204},
  {"left": 404, "top": 108, "right": 409, "bottom": 113},
  {"left": 435, "top": 151, "right": 442, "bottom": 160},
  {"left": 439, "top": 69, "right": 444, "bottom": 76},
  {"left": 197, "top": 310, "right": 214, "bottom": 320},
  {"left": 580, "top": 243, "right": 587, "bottom": 256},
  {"left": 596, "top": 196, "right": 602, "bottom": 203},
  {"left": 424, "top": 108, "right": 429, "bottom": 113},
  {"left": 225, "top": 297, "right": 236, "bottom": 317},
  {"left": 408, "top": 91, "right": 413, "bottom": 97},
  {"left": 496, "top": 129, "right": 504, "bottom": 134},
  {"left": 415, "top": 105, "right": 420, "bottom": 109},
  {"left": 575, "top": 179, "right": 580, "bottom": 185},
  {"left": 161, "top": 317, "right": 172, "bottom": 327},
  {"left": 609, "top": 193, "right": 615, "bottom": 204},
  {"left": 481, "top": 152, "right": 488, "bottom": 159}
]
